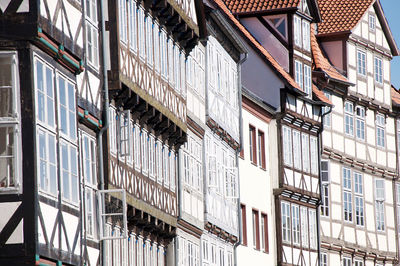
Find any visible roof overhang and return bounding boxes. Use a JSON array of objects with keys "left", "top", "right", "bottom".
[{"left": 373, "top": 0, "right": 399, "bottom": 56}]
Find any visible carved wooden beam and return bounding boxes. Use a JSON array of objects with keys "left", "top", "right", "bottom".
[
  {"left": 147, "top": 111, "right": 163, "bottom": 127},
  {"left": 154, "top": 117, "right": 170, "bottom": 136},
  {"left": 139, "top": 105, "right": 155, "bottom": 124},
  {"left": 161, "top": 123, "right": 176, "bottom": 139}
]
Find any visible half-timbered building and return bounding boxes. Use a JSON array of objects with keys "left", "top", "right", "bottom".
[
  {"left": 0, "top": 0, "right": 105, "bottom": 265},
  {"left": 102, "top": 0, "right": 207, "bottom": 264},
  {"left": 315, "top": 0, "right": 400, "bottom": 265}
]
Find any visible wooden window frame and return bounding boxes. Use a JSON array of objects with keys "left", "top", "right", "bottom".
[
  {"left": 249, "top": 125, "right": 257, "bottom": 165},
  {"left": 252, "top": 209, "right": 260, "bottom": 250},
  {"left": 241, "top": 204, "right": 247, "bottom": 246},
  {"left": 258, "top": 130, "right": 266, "bottom": 169},
  {"left": 261, "top": 212, "right": 269, "bottom": 253}
]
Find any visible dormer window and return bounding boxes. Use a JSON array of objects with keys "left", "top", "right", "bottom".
[
  {"left": 369, "top": 14, "right": 376, "bottom": 31},
  {"left": 294, "top": 16, "right": 302, "bottom": 47},
  {"left": 293, "top": 15, "right": 310, "bottom": 51}
]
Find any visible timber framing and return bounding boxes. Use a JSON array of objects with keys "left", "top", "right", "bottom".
[{"left": 204, "top": 222, "right": 238, "bottom": 244}]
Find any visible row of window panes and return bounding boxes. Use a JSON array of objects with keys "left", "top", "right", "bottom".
[
  {"left": 282, "top": 126, "right": 318, "bottom": 175},
  {"left": 187, "top": 46, "right": 205, "bottom": 98},
  {"left": 119, "top": 0, "right": 187, "bottom": 96},
  {"left": 248, "top": 125, "right": 266, "bottom": 169},
  {"left": 207, "top": 37, "right": 239, "bottom": 111},
  {"left": 205, "top": 132, "right": 238, "bottom": 198},
  {"left": 357, "top": 50, "right": 383, "bottom": 84},
  {"left": 178, "top": 237, "right": 200, "bottom": 266},
  {"left": 201, "top": 237, "right": 233, "bottom": 266},
  {"left": 294, "top": 60, "right": 312, "bottom": 96},
  {"left": 109, "top": 108, "right": 177, "bottom": 191},
  {"left": 281, "top": 201, "right": 317, "bottom": 249},
  {"left": 344, "top": 102, "right": 385, "bottom": 147},
  {"left": 0, "top": 52, "right": 21, "bottom": 190},
  {"left": 294, "top": 16, "right": 310, "bottom": 51},
  {"left": 105, "top": 225, "right": 165, "bottom": 266},
  {"left": 35, "top": 57, "right": 79, "bottom": 205},
  {"left": 181, "top": 135, "right": 203, "bottom": 192}
]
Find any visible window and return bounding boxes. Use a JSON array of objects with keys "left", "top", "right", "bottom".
[
  {"left": 252, "top": 209, "right": 260, "bottom": 250},
  {"left": 369, "top": 14, "right": 376, "bottom": 31},
  {"left": 295, "top": 60, "right": 303, "bottom": 89},
  {"left": 60, "top": 141, "right": 78, "bottom": 203},
  {"left": 376, "top": 113, "right": 385, "bottom": 148},
  {"left": 354, "top": 172, "right": 364, "bottom": 226},
  {"left": 375, "top": 179, "right": 385, "bottom": 231},
  {"left": 109, "top": 107, "right": 117, "bottom": 154},
  {"left": 357, "top": 50, "right": 366, "bottom": 76},
  {"left": 300, "top": 207, "right": 308, "bottom": 248},
  {"left": 323, "top": 91, "right": 332, "bottom": 127},
  {"left": 356, "top": 106, "right": 365, "bottom": 140},
  {"left": 241, "top": 204, "right": 247, "bottom": 246},
  {"left": 320, "top": 253, "right": 328, "bottom": 266},
  {"left": 257, "top": 130, "right": 265, "bottom": 168},
  {"left": 181, "top": 135, "right": 202, "bottom": 191},
  {"left": 304, "top": 64, "right": 311, "bottom": 96},
  {"left": 119, "top": 111, "right": 130, "bottom": 157},
  {"left": 138, "top": 8, "right": 145, "bottom": 59},
  {"left": 397, "top": 184, "right": 400, "bottom": 235},
  {"left": 128, "top": 0, "right": 137, "bottom": 52},
  {"left": 261, "top": 213, "right": 268, "bottom": 253},
  {"left": 291, "top": 204, "right": 300, "bottom": 246},
  {"left": 37, "top": 129, "right": 57, "bottom": 195},
  {"left": 282, "top": 126, "right": 292, "bottom": 166},
  {"left": 86, "top": 0, "right": 99, "bottom": 68},
  {"left": 355, "top": 260, "right": 364, "bottom": 266},
  {"left": 302, "top": 20, "right": 310, "bottom": 51},
  {"left": 343, "top": 167, "right": 352, "bottom": 222},
  {"left": 321, "top": 160, "right": 330, "bottom": 184},
  {"left": 374, "top": 57, "right": 383, "bottom": 84},
  {"left": 310, "top": 136, "right": 318, "bottom": 175},
  {"left": 292, "top": 130, "right": 301, "bottom": 170},
  {"left": 57, "top": 74, "right": 77, "bottom": 140},
  {"left": 343, "top": 257, "right": 352, "bottom": 266},
  {"left": 321, "top": 184, "right": 329, "bottom": 217},
  {"left": 294, "top": 16, "right": 302, "bottom": 47},
  {"left": 309, "top": 209, "right": 317, "bottom": 249},
  {"left": 281, "top": 201, "right": 291, "bottom": 243},
  {"left": 0, "top": 52, "right": 21, "bottom": 191},
  {"left": 301, "top": 133, "right": 310, "bottom": 173},
  {"left": 249, "top": 126, "right": 256, "bottom": 164},
  {"left": 118, "top": 0, "right": 127, "bottom": 43},
  {"left": 344, "top": 102, "right": 354, "bottom": 136},
  {"left": 81, "top": 131, "right": 97, "bottom": 238},
  {"left": 145, "top": 17, "right": 153, "bottom": 65}
]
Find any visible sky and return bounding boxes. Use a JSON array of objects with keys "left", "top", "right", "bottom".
[{"left": 381, "top": 0, "right": 400, "bottom": 89}]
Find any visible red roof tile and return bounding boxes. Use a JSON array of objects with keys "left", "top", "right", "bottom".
[
  {"left": 391, "top": 85, "right": 400, "bottom": 106},
  {"left": 213, "top": 0, "right": 302, "bottom": 91},
  {"left": 317, "top": 0, "right": 374, "bottom": 35},
  {"left": 223, "top": 0, "right": 300, "bottom": 14},
  {"left": 311, "top": 25, "right": 349, "bottom": 83},
  {"left": 313, "top": 84, "right": 332, "bottom": 105}
]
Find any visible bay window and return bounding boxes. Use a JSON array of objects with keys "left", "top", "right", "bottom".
[
  {"left": 0, "top": 52, "right": 21, "bottom": 192},
  {"left": 294, "top": 16, "right": 302, "bottom": 47}
]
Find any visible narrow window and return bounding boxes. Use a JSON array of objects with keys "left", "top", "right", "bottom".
[
  {"left": 295, "top": 60, "right": 303, "bottom": 89},
  {"left": 300, "top": 207, "right": 308, "bottom": 248},
  {"left": 249, "top": 125, "right": 257, "bottom": 164},
  {"left": 354, "top": 172, "right": 364, "bottom": 226},
  {"left": 355, "top": 260, "right": 364, "bottom": 266},
  {"left": 261, "top": 213, "right": 269, "bottom": 253},
  {"left": 128, "top": 0, "right": 137, "bottom": 53},
  {"left": 321, "top": 185, "right": 329, "bottom": 217},
  {"left": 310, "top": 136, "right": 318, "bottom": 175},
  {"left": 281, "top": 201, "right": 291, "bottom": 243},
  {"left": 292, "top": 130, "right": 301, "bottom": 170},
  {"left": 294, "top": 16, "right": 302, "bottom": 47},
  {"left": 291, "top": 204, "right": 300, "bottom": 246},
  {"left": 357, "top": 50, "right": 366, "bottom": 76},
  {"left": 356, "top": 106, "right": 365, "bottom": 140},
  {"left": 320, "top": 253, "right": 328, "bottom": 266},
  {"left": 323, "top": 91, "right": 332, "bottom": 127},
  {"left": 241, "top": 204, "right": 247, "bottom": 246},
  {"left": 343, "top": 167, "right": 352, "bottom": 222},
  {"left": 376, "top": 113, "right": 385, "bottom": 148},
  {"left": 309, "top": 209, "right": 317, "bottom": 249},
  {"left": 301, "top": 133, "right": 310, "bottom": 173},
  {"left": 257, "top": 130, "right": 265, "bottom": 168},
  {"left": 343, "top": 257, "right": 352, "bottom": 266},
  {"left": 344, "top": 102, "right": 354, "bottom": 136},
  {"left": 302, "top": 20, "right": 310, "bottom": 51},
  {"left": 374, "top": 57, "right": 383, "bottom": 84},
  {"left": 304, "top": 65, "right": 311, "bottom": 96},
  {"left": 252, "top": 209, "right": 260, "bottom": 250},
  {"left": 282, "top": 126, "right": 293, "bottom": 166},
  {"left": 369, "top": 14, "right": 376, "bottom": 31},
  {"left": 397, "top": 184, "right": 400, "bottom": 235},
  {"left": 375, "top": 179, "right": 385, "bottom": 231},
  {"left": 118, "top": 0, "right": 127, "bottom": 43}
]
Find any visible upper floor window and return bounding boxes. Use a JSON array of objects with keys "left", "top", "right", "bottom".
[
  {"left": 323, "top": 91, "right": 332, "bottom": 127},
  {"left": 376, "top": 113, "right": 385, "bottom": 148},
  {"left": 355, "top": 106, "right": 365, "bottom": 140},
  {"left": 320, "top": 253, "right": 328, "bottom": 266},
  {"left": 344, "top": 102, "right": 354, "bottom": 136},
  {"left": 281, "top": 201, "right": 291, "bottom": 243},
  {"left": 181, "top": 135, "right": 203, "bottom": 192},
  {"left": 304, "top": 65, "right": 311, "bottom": 96},
  {"left": 369, "top": 14, "right": 376, "bottom": 31},
  {"left": 355, "top": 260, "right": 364, "bottom": 266},
  {"left": 374, "top": 57, "right": 383, "bottom": 84},
  {"left": 343, "top": 258, "right": 352, "bottom": 266},
  {"left": 57, "top": 75, "right": 77, "bottom": 141},
  {"left": 260, "top": 213, "right": 269, "bottom": 253},
  {"left": 128, "top": 0, "right": 137, "bottom": 53},
  {"left": 118, "top": 0, "right": 127, "bottom": 43},
  {"left": 0, "top": 52, "right": 21, "bottom": 192},
  {"left": 375, "top": 179, "right": 385, "bottom": 231},
  {"left": 295, "top": 60, "right": 303, "bottom": 90},
  {"left": 257, "top": 130, "right": 266, "bottom": 169},
  {"left": 86, "top": 0, "right": 99, "bottom": 68},
  {"left": 354, "top": 172, "right": 364, "bottom": 226},
  {"left": 357, "top": 50, "right": 366, "bottom": 76},
  {"left": 241, "top": 204, "right": 247, "bottom": 246},
  {"left": 282, "top": 126, "right": 292, "bottom": 167},
  {"left": 252, "top": 209, "right": 260, "bottom": 250},
  {"left": 396, "top": 184, "right": 400, "bottom": 235},
  {"left": 302, "top": 20, "right": 310, "bottom": 51},
  {"left": 249, "top": 125, "right": 256, "bottom": 164},
  {"left": 343, "top": 167, "right": 352, "bottom": 222},
  {"left": 294, "top": 16, "right": 302, "bottom": 47}
]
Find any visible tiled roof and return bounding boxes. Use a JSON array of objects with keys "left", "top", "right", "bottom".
[
  {"left": 391, "top": 85, "right": 400, "bottom": 106},
  {"left": 317, "top": 0, "right": 374, "bottom": 34},
  {"left": 223, "top": 0, "right": 300, "bottom": 15},
  {"left": 313, "top": 84, "right": 332, "bottom": 105},
  {"left": 213, "top": 0, "right": 302, "bottom": 91},
  {"left": 311, "top": 25, "right": 349, "bottom": 83}
]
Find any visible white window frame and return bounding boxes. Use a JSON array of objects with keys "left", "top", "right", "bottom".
[
  {"left": 354, "top": 172, "right": 364, "bottom": 227},
  {"left": 308, "top": 209, "right": 317, "bottom": 249},
  {"left": 282, "top": 126, "right": 293, "bottom": 167},
  {"left": 301, "top": 133, "right": 310, "bottom": 173},
  {"left": 60, "top": 140, "right": 79, "bottom": 204},
  {"left": 281, "top": 201, "right": 291, "bottom": 243},
  {"left": 375, "top": 179, "right": 385, "bottom": 231},
  {"left": 343, "top": 167, "right": 352, "bottom": 222},
  {"left": 292, "top": 130, "right": 301, "bottom": 170},
  {"left": 300, "top": 206, "right": 308, "bottom": 248},
  {"left": 320, "top": 253, "right": 328, "bottom": 266},
  {"left": 304, "top": 64, "right": 311, "bottom": 96},
  {"left": 357, "top": 50, "right": 366, "bottom": 76},
  {"left": 56, "top": 73, "right": 77, "bottom": 141},
  {"left": 302, "top": 20, "right": 310, "bottom": 51},
  {"left": 37, "top": 129, "right": 57, "bottom": 196},
  {"left": 369, "top": 14, "right": 376, "bottom": 31},
  {"left": 118, "top": 110, "right": 131, "bottom": 157},
  {"left": 344, "top": 102, "right": 354, "bottom": 136},
  {"left": 374, "top": 57, "right": 383, "bottom": 84},
  {"left": 310, "top": 136, "right": 318, "bottom": 175},
  {"left": 376, "top": 113, "right": 385, "bottom": 148},
  {"left": 128, "top": 0, "right": 137, "bottom": 53},
  {"left": 323, "top": 91, "right": 332, "bottom": 127},
  {"left": 291, "top": 204, "right": 300, "bottom": 246},
  {"left": 343, "top": 257, "right": 352, "bottom": 266},
  {"left": 295, "top": 60, "right": 303, "bottom": 90},
  {"left": 294, "top": 15, "right": 302, "bottom": 47},
  {"left": 355, "top": 106, "right": 365, "bottom": 140},
  {"left": 119, "top": 0, "right": 127, "bottom": 44},
  {"left": 0, "top": 51, "right": 22, "bottom": 192},
  {"left": 86, "top": 12, "right": 99, "bottom": 69}
]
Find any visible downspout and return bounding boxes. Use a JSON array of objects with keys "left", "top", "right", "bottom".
[
  {"left": 98, "top": 0, "right": 110, "bottom": 264},
  {"left": 234, "top": 52, "right": 248, "bottom": 266},
  {"left": 317, "top": 105, "right": 332, "bottom": 266}
]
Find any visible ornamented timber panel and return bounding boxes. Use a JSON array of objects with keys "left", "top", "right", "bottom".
[
  {"left": 119, "top": 45, "right": 187, "bottom": 131},
  {"left": 108, "top": 156, "right": 177, "bottom": 218}
]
